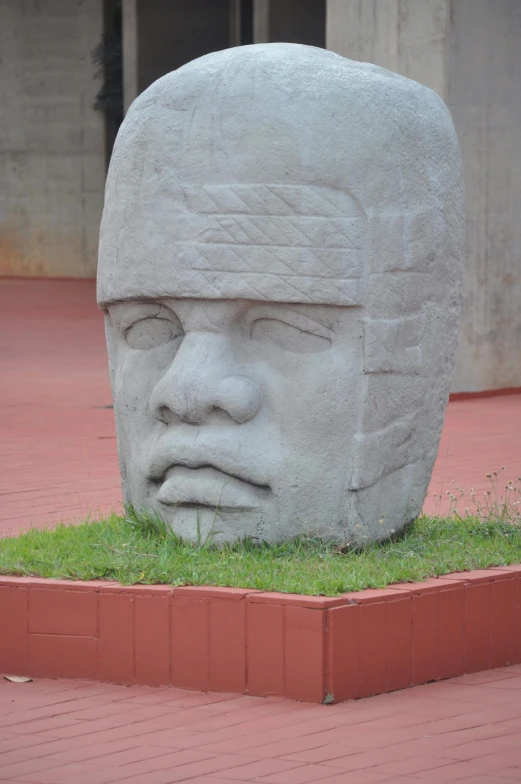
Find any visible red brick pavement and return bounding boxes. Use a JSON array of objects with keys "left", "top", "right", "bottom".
[
  {"left": 0, "top": 279, "right": 119, "bottom": 536},
  {"left": 0, "top": 667, "right": 521, "bottom": 783},
  {"left": 1, "top": 278, "right": 521, "bottom": 780},
  {"left": 1, "top": 277, "right": 520, "bottom": 535}
]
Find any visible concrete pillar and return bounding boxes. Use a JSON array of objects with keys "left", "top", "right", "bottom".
[
  {"left": 327, "top": 0, "right": 450, "bottom": 97},
  {"left": 253, "top": 0, "right": 325, "bottom": 48},
  {"left": 122, "top": 0, "right": 138, "bottom": 113},
  {"left": 122, "top": 0, "right": 231, "bottom": 111},
  {"left": 326, "top": 0, "right": 521, "bottom": 393}
]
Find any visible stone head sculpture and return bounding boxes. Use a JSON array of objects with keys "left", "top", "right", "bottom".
[{"left": 97, "top": 43, "right": 464, "bottom": 545}]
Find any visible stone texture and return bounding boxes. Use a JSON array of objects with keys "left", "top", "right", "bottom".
[{"left": 97, "top": 43, "right": 464, "bottom": 544}]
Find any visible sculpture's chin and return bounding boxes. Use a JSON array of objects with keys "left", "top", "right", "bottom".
[{"left": 161, "top": 503, "right": 267, "bottom": 545}]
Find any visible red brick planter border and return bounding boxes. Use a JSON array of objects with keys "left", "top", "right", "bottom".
[{"left": 1, "top": 567, "right": 520, "bottom": 704}]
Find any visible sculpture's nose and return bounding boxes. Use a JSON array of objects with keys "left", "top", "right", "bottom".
[{"left": 149, "top": 332, "right": 261, "bottom": 426}]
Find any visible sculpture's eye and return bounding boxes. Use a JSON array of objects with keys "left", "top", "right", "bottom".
[
  {"left": 125, "top": 318, "right": 183, "bottom": 350},
  {"left": 251, "top": 319, "right": 331, "bottom": 353}
]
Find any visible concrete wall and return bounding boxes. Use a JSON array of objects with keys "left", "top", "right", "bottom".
[
  {"left": 0, "top": 0, "right": 105, "bottom": 278},
  {"left": 327, "top": 0, "right": 521, "bottom": 392},
  {"left": 447, "top": 0, "right": 521, "bottom": 392}
]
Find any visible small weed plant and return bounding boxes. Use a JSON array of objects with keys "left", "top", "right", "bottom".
[{"left": 431, "top": 466, "right": 521, "bottom": 525}]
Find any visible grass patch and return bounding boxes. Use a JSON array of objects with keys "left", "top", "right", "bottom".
[{"left": 1, "top": 513, "right": 521, "bottom": 596}]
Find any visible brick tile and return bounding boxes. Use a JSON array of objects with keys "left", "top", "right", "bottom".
[
  {"left": 0, "top": 757, "right": 66, "bottom": 779},
  {"left": 98, "top": 703, "right": 187, "bottom": 729},
  {"left": 319, "top": 742, "right": 432, "bottom": 772},
  {"left": 0, "top": 735, "right": 53, "bottom": 754},
  {"left": 472, "top": 748, "right": 521, "bottom": 768},
  {"left": 29, "top": 588, "right": 97, "bottom": 636},
  {"left": 171, "top": 595, "right": 209, "bottom": 691},
  {"left": 88, "top": 744, "right": 176, "bottom": 766},
  {"left": 455, "top": 777, "right": 521, "bottom": 784},
  {"left": 256, "top": 763, "right": 342, "bottom": 783},
  {"left": 359, "top": 602, "right": 386, "bottom": 697},
  {"left": 17, "top": 736, "right": 119, "bottom": 760},
  {"left": 122, "top": 773, "right": 191, "bottom": 784},
  {"left": 387, "top": 597, "right": 413, "bottom": 691},
  {"left": 369, "top": 754, "right": 458, "bottom": 776},
  {"left": 392, "top": 579, "right": 442, "bottom": 595},
  {"left": 134, "top": 595, "right": 170, "bottom": 686},
  {"left": 282, "top": 743, "right": 361, "bottom": 764},
  {"left": 14, "top": 762, "right": 109, "bottom": 784},
  {"left": 408, "top": 758, "right": 514, "bottom": 781},
  {"left": 487, "top": 674, "right": 521, "bottom": 690},
  {"left": 439, "top": 585, "right": 465, "bottom": 679},
  {"left": 490, "top": 770, "right": 521, "bottom": 781},
  {"left": 466, "top": 583, "right": 491, "bottom": 673},
  {"left": 248, "top": 593, "right": 348, "bottom": 608},
  {"left": 99, "top": 592, "right": 133, "bottom": 684},
  {"left": 118, "top": 688, "right": 187, "bottom": 706},
  {"left": 150, "top": 754, "right": 261, "bottom": 781},
  {"left": 33, "top": 718, "right": 132, "bottom": 739},
  {"left": 209, "top": 599, "right": 246, "bottom": 693},
  {"left": 28, "top": 635, "right": 98, "bottom": 680},
  {"left": 174, "top": 586, "right": 254, "bottom": 601},
  {"left": 437, "top": 734, "right": 521, "bottom": 761},
  {"left": 326, "top": 604, "right": 360, "bottom": 702},
  {"left": 301, "top": 771, "right": 389, "bottom": 784},
  {"left": 62, "top": 722, "right": 157, "bottom": 745},
  {"left": 212, "top": 758, "right": 302, "bottom": 780},
  {"left": 62, "top": 750, "right": 215, "bottom": 784},
  {"left": 451, "top": 668, "right": 517, "bottom": 686},
  {"left": 0, "top": 585, "right": 28, "bottom": 675},
  {"left": 247, "top": 602, "right": 284, "bottom": 697},
  {"left": 52, "top": 701, "right": 137, "bottom": 723},
  {"left": 284, "top": 606, "right": 325, "bottom": 703},
  {"left": 46, "top": 736, "right": 151, "bottom": 763},
  {"left": 412, "top": 591, "right": 439, "bottom": 684},
  {"left": 0, "top": 749, "right": 34, "bottom": 767},
  {"left": 490, "top": 579, "right": 517, "bottom": 668},
  {"left": 243, "top": 736, "right": 346, "bottom": 760},
  {"left": 4, "top": 717, "right": 89, "bottom": 737}
]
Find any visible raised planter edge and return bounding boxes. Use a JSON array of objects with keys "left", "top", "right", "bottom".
[{"left": 1, "top": 566, "right": 520, "bottom": 704}]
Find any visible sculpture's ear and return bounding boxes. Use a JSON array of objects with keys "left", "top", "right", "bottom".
[
  {"left": 349, "top": 412, "right": 422, "bottom": 492},
  {"left": 348, "top": 460, "right": 428, "bottom": 545}
]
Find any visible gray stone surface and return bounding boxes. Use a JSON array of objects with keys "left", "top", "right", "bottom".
[{"left": 97, "top": 43, "right": 464, "bottom": 545}]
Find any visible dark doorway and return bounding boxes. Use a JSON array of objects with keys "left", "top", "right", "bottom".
[{"left": 93, "top": 0, "right": 123, "bottom": 169}]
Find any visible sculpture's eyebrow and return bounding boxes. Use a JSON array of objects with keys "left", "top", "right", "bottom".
[
  {"left": 246, "top": 304, "right": 335, "bottom": 337},
  {"left": 108, "top": 300, "right": 166, "bottom": 331}
]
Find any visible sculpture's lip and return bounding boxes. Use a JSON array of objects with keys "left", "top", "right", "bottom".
[
  {"left": 153, "top": 465, "right": 270, "bottom": 510},
  {"left": 148, "top": 445, "right": 270, "bottom": 490}
]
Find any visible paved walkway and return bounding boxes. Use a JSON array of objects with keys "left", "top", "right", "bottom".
[
  {"left": 1, "top": 667, "right": 521, "bottom": 783},
  {"left": 1, "top": 277, "right": 521, "bottom": 781},
  {"left": 1, "top": 278, "right": 520, "bottom": 535}
]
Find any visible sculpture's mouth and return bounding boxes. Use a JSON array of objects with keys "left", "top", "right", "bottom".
[{"left": 152, "top": 465, "right": 270, "bottom": 511}]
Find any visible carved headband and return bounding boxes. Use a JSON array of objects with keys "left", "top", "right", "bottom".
[{"left": 98, "top": 184, "right": 442, "bottom": 307}]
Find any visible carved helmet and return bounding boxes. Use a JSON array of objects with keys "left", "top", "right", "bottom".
[{"left": 98, "top": 44, "right": 464, "bottom": 541}]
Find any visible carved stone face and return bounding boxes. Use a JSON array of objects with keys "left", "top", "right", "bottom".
[
  {"left": 98, "top": 43, "right": 464, "bottom": 544},
  {"left": 105, "top": 298, "right": 363, "bottom": 542}
]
